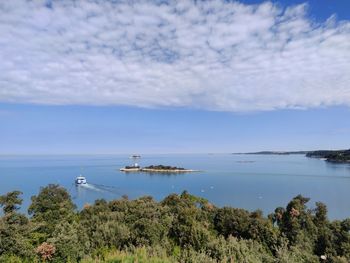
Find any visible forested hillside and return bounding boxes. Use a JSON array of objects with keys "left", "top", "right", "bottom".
[{"left": 306, "top": 150, "right": 350, "bottom": 163}]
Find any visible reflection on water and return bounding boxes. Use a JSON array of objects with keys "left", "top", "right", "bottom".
[
  {"left": 0, "top": 154, "right": 350, "bottom": 219},
  {"left": 325, "top": 161, "right": 350, "bottom": 172}
]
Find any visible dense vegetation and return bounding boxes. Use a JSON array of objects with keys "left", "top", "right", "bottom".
[
  {"left": 122, "top": 164, "right": 188, "bottom": 172},
  {"left": 0, "top": 185, "right": 350, "bottom": 262},
  {"left": 143, "top": 165, "right": 186, "bottom": 171},
  {"left": 123, "top": 165, "right": 140, "bottom": 169},
  {"left": 306, "top": 150, "right": 350, "bottom": 163}
]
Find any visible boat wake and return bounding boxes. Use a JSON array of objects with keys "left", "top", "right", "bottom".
[
  {"left": 79, "top": 183, "right": 104, "bottom": 192},
  {"left": 77, "top": 183, "right": 123, "bottom": 196}
]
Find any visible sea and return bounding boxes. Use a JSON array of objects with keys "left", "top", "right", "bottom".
[{"left": 0, "top": 154, "right": 350, "bottom": 219}]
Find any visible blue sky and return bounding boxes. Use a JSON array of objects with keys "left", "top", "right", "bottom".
[
  {"left": 0, "top": 0, "right": 349, "bottom": 154},
  {"left": 1, "top": 104, "right": 350, "bottom": 154}
]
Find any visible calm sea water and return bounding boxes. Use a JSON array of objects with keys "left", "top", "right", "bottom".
[{"left": 0, "top": 154, "right": 350, "bottom": 219}]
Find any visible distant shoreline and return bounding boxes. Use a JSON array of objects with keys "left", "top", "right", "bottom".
[
  {"left": 233, "top": 151, "right": 309, "bottom": 155},
  {"left": 234, "top": 150, "right": 350, "bottom": 164}
]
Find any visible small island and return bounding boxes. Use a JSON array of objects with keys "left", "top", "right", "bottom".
[
  {"left": 120, "top": 155, "right": 197, "bottom": 173},
  {"left": 120, "top": 164, "right": 197, "bottom": 173}
]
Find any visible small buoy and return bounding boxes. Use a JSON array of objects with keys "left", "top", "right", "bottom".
[{"left": 201, "top": 189, "right": 205, "bottom": 193}]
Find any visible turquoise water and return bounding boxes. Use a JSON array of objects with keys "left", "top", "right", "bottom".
[{"left": 0, "top": 154, "right": 350, "bottom": 219}]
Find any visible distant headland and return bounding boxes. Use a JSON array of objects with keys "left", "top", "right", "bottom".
[
  {"left": 306, "top": 149, "right": 350, "bottom": 163},
  {"left": 236, "top": 151, "right": 309, "bottom": 155},
  {"left": 235, "top": 149, "right": 350, "bottom": 163}
]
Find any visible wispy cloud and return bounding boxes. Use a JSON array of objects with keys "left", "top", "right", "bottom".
[{"left": 0, "top": 0, "right": 349, "bottom": 111}]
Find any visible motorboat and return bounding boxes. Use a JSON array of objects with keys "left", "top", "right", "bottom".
[{"left": 75, "top": 175, "right": 87, "bottom": 185}]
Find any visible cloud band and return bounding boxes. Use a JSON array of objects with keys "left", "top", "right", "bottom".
[{"left": 0, "top": 0, "right": 349, "bottom": 111}]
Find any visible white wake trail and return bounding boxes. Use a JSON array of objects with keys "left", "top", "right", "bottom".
[{"left": 79, "top": 183, "right": 104, "bottom": 192}]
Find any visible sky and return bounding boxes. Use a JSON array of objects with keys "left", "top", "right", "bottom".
[{"left": 0, "top": 0, "right": 349, "bottom": 154}]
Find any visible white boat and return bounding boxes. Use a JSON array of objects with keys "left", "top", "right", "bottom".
[{"left": 75, "top": 175, "right": 87, "bottom": 185}]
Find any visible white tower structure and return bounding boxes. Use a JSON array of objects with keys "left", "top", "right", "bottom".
[{"left": 130, "top": 155, "right": 141, "bottom": 167}]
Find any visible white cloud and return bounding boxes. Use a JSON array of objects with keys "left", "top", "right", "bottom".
[{"left": 0, "top": 0, "right": 349, "bottom": 111}]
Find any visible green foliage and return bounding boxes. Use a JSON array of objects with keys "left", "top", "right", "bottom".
[
  {"left": 306, "top": 149, "right": 350, "bottom": 163},
  {"left": 0, "top": 213, "right": 35, "bottom": 259},
  {"left": 278, "top": 195, "right": 317, "bottom": 246},
  {"left": 214, "top": 207, "right": 278, "bottom": 251},
  {"left": 47, "top": 221, "right": 85, "bottom": 262},
  {"left": 28, "top": 184, "right": 76, "bottom": 237},
  {"left": 0, "top": 185, "right": 350, "bottom": 262},
  {"left": 206, "top": 235, "right": 275, "bottom": 262},
  {"left": 143, "top": 165, "right": 185, "bottom": 170},
  {"left": 0, "top": 191, "right": 35, "bottom": 260},
  {"left": 274, "top": 237, "right": 319, "bottom": 263},
  {"left": 82, "top": 247, "right": 175, "bottom": 263},
  {"left": 0, "top": 191, "right": 23, "bottom": 214}
]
